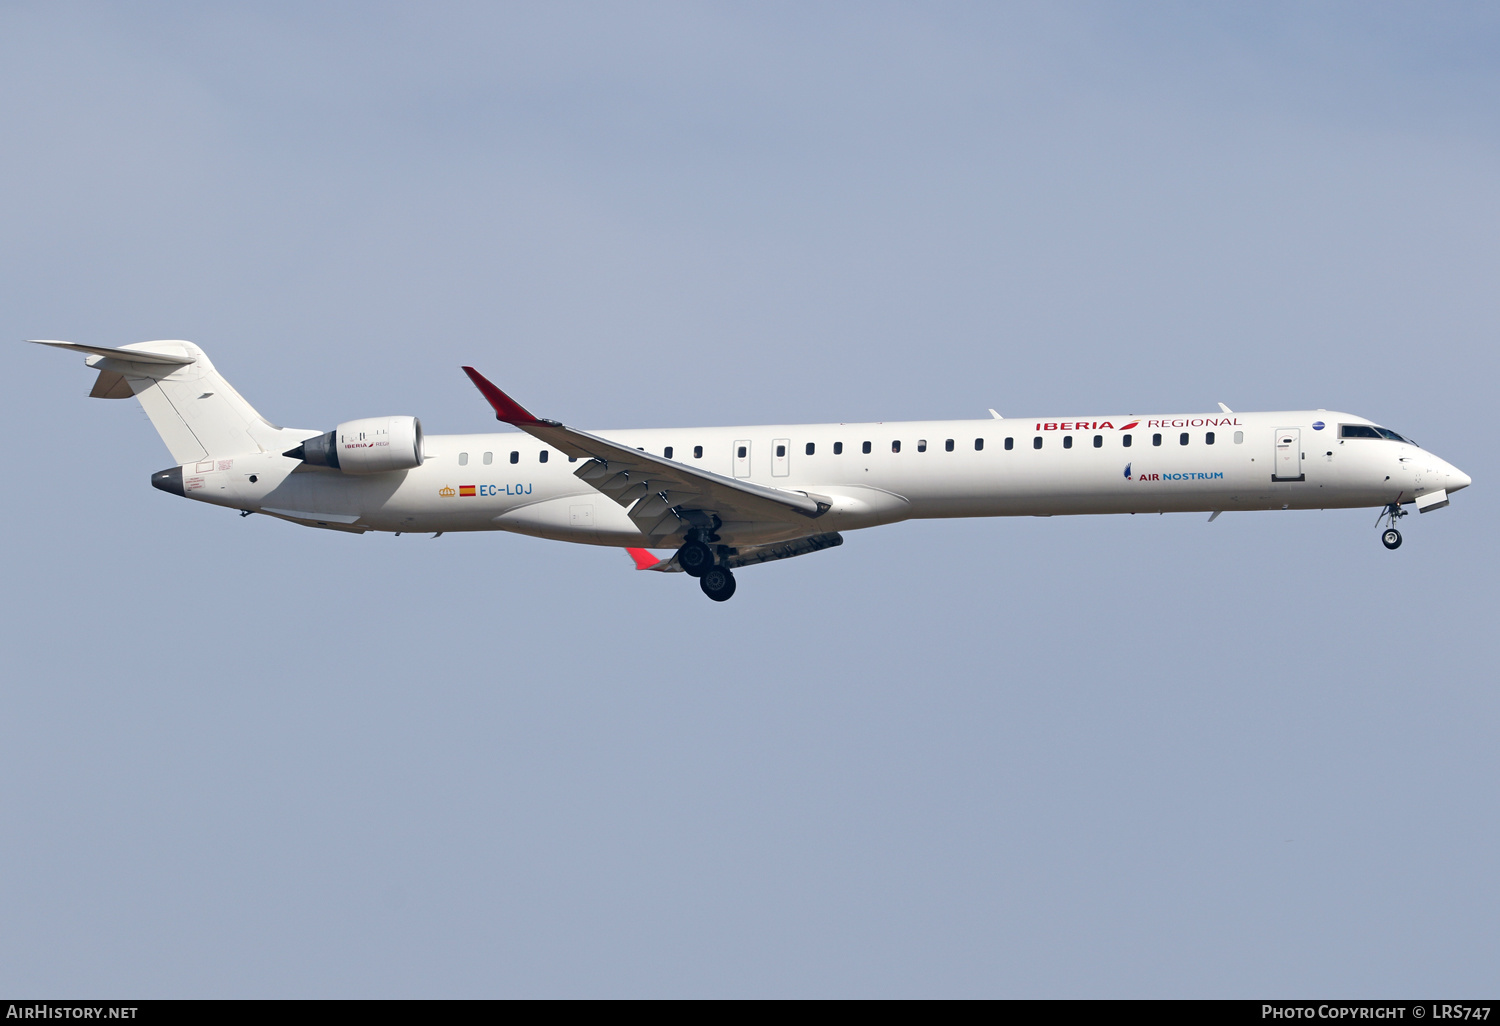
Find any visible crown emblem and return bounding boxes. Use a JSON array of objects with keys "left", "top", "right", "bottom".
[{"left": 439, "top": 485, "right": 456, "bottom": 497}]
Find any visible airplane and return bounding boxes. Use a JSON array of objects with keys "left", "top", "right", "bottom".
[{"left": 31, "top": 338, "right": 1472, "bottom": 602}]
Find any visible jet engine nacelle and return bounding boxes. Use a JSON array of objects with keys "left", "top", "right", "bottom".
[{"left": 285, "top": 416, "right": 424, "bottom": 475}]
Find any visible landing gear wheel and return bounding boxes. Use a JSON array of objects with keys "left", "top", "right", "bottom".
[
  {"left": 699, "top": 566, "right": 737, "bottom": 602},
  {"left": 1382, "top": 528, "right": 1402, "bottom": 550},
  {"left": 678, "top": 540, "right": 714, "bottom": 578}
]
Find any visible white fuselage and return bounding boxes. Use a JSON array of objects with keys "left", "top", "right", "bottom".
[{"left": 177, "top": 410, "right": 1469, "bottom": 546}]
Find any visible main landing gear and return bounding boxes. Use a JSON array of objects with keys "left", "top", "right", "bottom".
[
  {"left": 1377, "top": 502, "right": 1408, "bottom": 550},
  {"left": 678, "top": 537, "right": 737, "bottom": 601},
  {"left": 678, "top": 540, "right": 715, "bottom": 577},
  {"left": 698, "top": 565, "right": 737, "bottom": 602}
]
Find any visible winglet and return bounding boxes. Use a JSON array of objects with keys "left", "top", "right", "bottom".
[
  {"left": 626, "top": 547, "right": 661, "bottom": 570},
  {"left": 461, "top": 366, "right": 541, "bottom": 425}
]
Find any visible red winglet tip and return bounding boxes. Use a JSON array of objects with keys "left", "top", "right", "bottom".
[
  {"left": 626, "top": 548, "right": 661, "bottom": 571},
  {"left": 461, "top": 366, "right": 540, "bottom": 425}
]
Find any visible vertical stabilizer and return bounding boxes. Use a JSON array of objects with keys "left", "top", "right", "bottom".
[{"left": 32, "top": 339, "right": 312, "bottom": 462}]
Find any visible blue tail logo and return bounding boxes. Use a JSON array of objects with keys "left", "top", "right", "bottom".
[{"left": 1124, "top": 462, "right": 1132, "bottom": 479}]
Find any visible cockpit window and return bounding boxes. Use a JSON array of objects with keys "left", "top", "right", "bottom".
[{"left": 1341, "top": 424, "right": 1417, "bottom": 445}]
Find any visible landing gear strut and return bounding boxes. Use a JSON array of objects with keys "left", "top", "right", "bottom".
[
  {"left": 699, "top": 565, "right": 737, "bottom": 602},
  {"left": 1376, "top": 502, "right": 1407, "bottom": 550}
]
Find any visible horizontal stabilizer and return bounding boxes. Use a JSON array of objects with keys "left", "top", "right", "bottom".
[{"left": 29, "top": 339, "right": 195, "bottom": 366}]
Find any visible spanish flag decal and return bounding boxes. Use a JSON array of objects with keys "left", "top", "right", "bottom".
[{"left": 459, "top": 485, "right": 477, "bottom": 497}]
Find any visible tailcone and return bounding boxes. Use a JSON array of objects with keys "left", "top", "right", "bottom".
[{"left": 151, "top": 466, "right": 185, "bottom": 497}]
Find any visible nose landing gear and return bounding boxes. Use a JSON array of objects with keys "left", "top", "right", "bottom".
[{"left": 1376, "top": 502, "right": 1407, "bottom": 550}]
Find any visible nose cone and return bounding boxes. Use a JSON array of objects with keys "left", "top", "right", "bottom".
[{"left": 1448, "top": 465, "right": 1472, "bottom": 492}]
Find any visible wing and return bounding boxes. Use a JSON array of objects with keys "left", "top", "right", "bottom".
[{"left": 462, "top": 367, "right": 830, "bottom": 537}]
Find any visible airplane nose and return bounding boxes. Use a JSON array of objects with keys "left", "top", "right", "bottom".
[{"left": 1448, "top": 466, "right": 1472, "bottom": 492}]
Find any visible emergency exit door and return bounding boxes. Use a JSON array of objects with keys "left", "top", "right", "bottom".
[
  {"left": 733, "top": 440, "right": 751, "bottom": 478},
  {"left": 1273, "top": 428, "right": 1304, "bottom": 481},
  {"left": 772, "top": 438, "right": 790, "bottom": 477}
]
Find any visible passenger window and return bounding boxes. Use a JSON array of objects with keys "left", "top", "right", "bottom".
[
  {"left": 891, "top": 440, "right": 901, "bottom": 453},
  {"left": 1233, "top": 431, "right": 1243, "bottom": 444},
  {"left": 539, "top": 451, "right": 549, "bottom": 463},
  {"left": 917, "top": 439, "right": 927, "bottom": 452},
  {"left": 568, "top": 456, "right": 577, "bottom": 463},
  {"left": 834, "top": 442, "right": 843, "bottom": 455},
  {"left": 1063, "top": 435, "right": 1073, "bottom": 449},
  {"left": 1152, "top": 433, "right": 1162, "bottom": 447},
  {"left": 510, "top": 451, "right": 520, "bottom": 464},
  {"left": 862, "top": 441, "right": 871, "bottom": 454},
  {"left": 458, "top": 452, "right": 469, "bottom": 466},
  {"left": 1179, "top": 433, "right": 1189, "bottom": 446},
  {"left": 664, "top": 446, "right": 673, "bottom": 459},
  {"left": 975, "top": 438, "right": 985, "bottom": 451},
  {"left": 1033, "top": 437, "right": 1042, "bottom": 449},
  {"left": 805, "top": 442, "right": 815, "bottom": 456},
  {"left": 1205, "top": 432, "right": 1215, "bottom": 445},
  {"left": 1093, "top": 435, "right": 1103, "bottom": 448},
  {"left": 1123, "top": 434, "right": 1132, "bottom": 447},
  {"left": 693, "top": 445, "right": 703, "bottom": 458},
  {"left": 1004, "top": 437, "right": 1013, "bottom": 450},
  {"left": 776, "top": 444, "right": 786, "bottom": 457},
  {"left": 483, "top": 451, "right": 493, "bottom": 465},
  {"left": 945, "top": 438, "right": 954, "bottom": 452},
  {"left": 737, "top": 446, "right": 747, "bottom": 458}
]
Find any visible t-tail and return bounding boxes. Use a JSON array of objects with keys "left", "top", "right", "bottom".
[{"left": 29, "top": 340, "right": 314, "bottom": 488}]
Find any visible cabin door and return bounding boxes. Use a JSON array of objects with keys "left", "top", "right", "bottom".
[{"left": 1273, "top": 428, "right": 1303, "bottom": 481}]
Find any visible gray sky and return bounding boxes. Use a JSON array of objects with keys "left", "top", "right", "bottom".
[{"left": 2, "top": 1, "right": 1496, "bottom": 997}]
